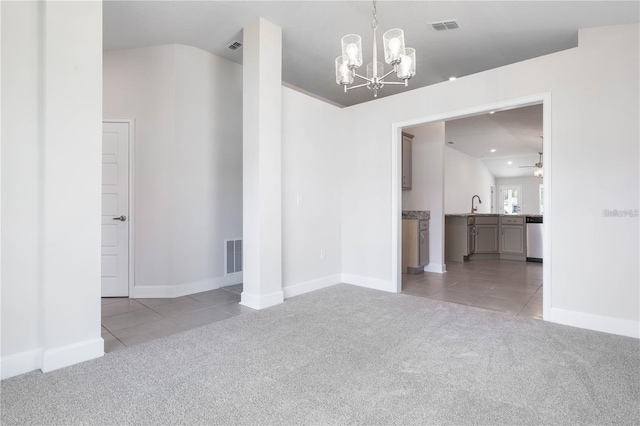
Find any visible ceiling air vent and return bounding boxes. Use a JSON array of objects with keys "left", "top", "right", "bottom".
[
  {"left": 226, "top": 40, "right": 243, "bottom": 51},
  {"left": 429, "top": 20, "right": 459, "bottom": 31}
]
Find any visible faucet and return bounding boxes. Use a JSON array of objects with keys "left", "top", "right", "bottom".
[{"left": 471, "top": 195, "right": 482, "bottom": 213}]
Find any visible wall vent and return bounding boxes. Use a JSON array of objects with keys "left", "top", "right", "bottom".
[
  {"left": 429, "top": 20, "right": 459, "bottom": 31},
  {"left": 226, "top": 40, "right": 243, "bottom": 51},
  {"left": 225, "top": 239, "right": 243, "bottom": 275}
]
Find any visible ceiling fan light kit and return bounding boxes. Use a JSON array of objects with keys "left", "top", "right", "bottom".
[{"left": 335, "top": 0, "right": 416, "bottom": 98}]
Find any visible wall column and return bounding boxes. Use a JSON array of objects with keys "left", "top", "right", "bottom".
[
  {"left": 241, "top": 18, "right": 284, "bottom": 309},
  {"left": 41, "top": 1, "right": 104, "bottom": 372}
]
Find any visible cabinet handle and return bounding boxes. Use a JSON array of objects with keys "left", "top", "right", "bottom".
[{"left": 421, "top": 233, "right": 425, "bottom": 243}]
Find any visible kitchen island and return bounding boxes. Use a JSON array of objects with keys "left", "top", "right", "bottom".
[{"left": 445, "top": 213, "right": 542, "bottom": 262}]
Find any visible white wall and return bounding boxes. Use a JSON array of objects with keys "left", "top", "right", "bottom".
[
  {"left": 1, "top": 1, "right": 103, "bottom": 378},
  {"left": 1, "top": 0, "right": 43, "bottom": 360},
  {"left": 342, "top": 23, "right": 639, "bottom": 337},
  {"left": 281, "top": 87, "right": 343, "bottom": 296},
  {"left": 402, "top": 123, "right": 446, "bottom": 271},
  {"left": 496, "top": 176, "right": 542, "bottom": 215},
  {"left": 444, "top": 147, "right": 495, "bottom": 214},
  {"left": 104, "top": 45, "right": 243, "bottom": 296}
]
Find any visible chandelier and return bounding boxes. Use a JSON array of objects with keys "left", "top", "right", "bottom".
[{"left": 335, "top": 0, "right": 416, "bottom": 97}]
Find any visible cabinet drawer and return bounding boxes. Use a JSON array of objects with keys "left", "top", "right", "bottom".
[
  {"left": 475, "top": 216, "right": 498, "bottom": 225},
  {"left": 501, "top": 216, "right": 524, "bottom": 225},
  {"left": 419, "top": 221, "right": 429, "bottom": 230}
]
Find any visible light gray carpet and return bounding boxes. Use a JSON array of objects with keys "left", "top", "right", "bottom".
[{"left": 2, "top": 284, "right": 639, "bottom": 425}]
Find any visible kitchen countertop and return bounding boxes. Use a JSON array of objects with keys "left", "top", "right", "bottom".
[{"left": 402, "top": 210, "right": 431, "bottom": 220}]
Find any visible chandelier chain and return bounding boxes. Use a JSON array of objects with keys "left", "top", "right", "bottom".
[{"left": 371, "top": 0, "right": 378, "bottom": 30}]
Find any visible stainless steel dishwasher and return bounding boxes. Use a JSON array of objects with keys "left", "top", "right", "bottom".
[{"left": 526, "top": 216, "right": 543, "bottom": 262}]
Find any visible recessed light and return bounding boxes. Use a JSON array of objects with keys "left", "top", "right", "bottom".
[
  {"left": 490, "top": 149, "right": 496, "bottom": 153},
  {"left": 449, "top": 76, "right": 457, "bottom": 81},
  {"left": 507, "top": 161, "right": 513, "bottom": 165},
  {"left": 489, "top": 111, "right": 495, "bottom": 114}
]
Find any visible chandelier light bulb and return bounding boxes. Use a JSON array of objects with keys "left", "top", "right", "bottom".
[
  {"left": 346, "top": 44, "right": 359, "bottom": 61},
  {"left": 389, "top": 38, "right": 401, "bottom": 55},
  {"left": 341, "top": 34, "right": 363, "bottom": 68},
  {"left": 335, "top": 56, "right": 354, "bottom": 85},
  {"left": 397, "top": 48, "right": 416, "bottom": 80},
  {"left": 383, "top": 28, "right": 405, "bottom": 65},
  {"left": 398, "top": 56, "right": 412, "bottom": 77}
]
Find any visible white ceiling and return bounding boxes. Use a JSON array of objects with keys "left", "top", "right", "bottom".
[
  {"left": 103, "top": 1, "right": 639, "bottom": 107},
  {"left": 445, "top": 104, "right": 544, "bottom": 178}
]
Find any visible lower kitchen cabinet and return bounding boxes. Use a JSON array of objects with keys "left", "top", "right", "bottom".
[
  {"left": 473, "top": 216, "right": 499, "bottom": 253},
  {"left": 500, "top": 216, "right": 525, "bottom": 256},
  {"left": 445, "top": 214, "right": 527, "bottom": 262},
  {"left": 402, "top": 219, "right": 430, "bottom": 273},
  {"left": 475, "top": 224, "right": 499, "bottom": 253}
]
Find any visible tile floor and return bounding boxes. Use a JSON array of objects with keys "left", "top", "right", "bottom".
[
  {"left": 402, "top": 260, "right": 543, "bottom": 319},
  {"left": 101, "top": 284, "right": 251, "bottom": 353}
]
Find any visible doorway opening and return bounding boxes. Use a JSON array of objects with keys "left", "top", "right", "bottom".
[
  {"left": 499, "top": 185, "right": 523, "bottom": 215},
  {"left": 392, "top": 94, "right": 551, "bottom": 320}
]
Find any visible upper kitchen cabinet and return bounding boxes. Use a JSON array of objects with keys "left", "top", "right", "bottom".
[{"left": 402, "top": 132, "right": 413, "bottom": 190}]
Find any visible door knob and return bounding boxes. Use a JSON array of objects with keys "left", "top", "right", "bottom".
[{"left": 112, "top": 215, "right": 127, "bottom": 221}]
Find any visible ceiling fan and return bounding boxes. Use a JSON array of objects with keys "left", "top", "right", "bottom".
[
  {"left": 519, "top": 152, "right": 543, "bottom": 169},
  {"left": 519, "top": 152, "right": 544, "bottom": 178}
]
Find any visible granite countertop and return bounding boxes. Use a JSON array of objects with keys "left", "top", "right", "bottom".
[{"left": 402, "top": 210, "right": 431, "bottom": 220}]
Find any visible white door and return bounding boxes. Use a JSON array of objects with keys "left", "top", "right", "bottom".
[{"left": 102, "top": 122, "right": 130, "bottom": 297}]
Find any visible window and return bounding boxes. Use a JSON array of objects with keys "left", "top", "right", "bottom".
[{"left": 499, "top": 185, "right": 522, "bottom": 215}]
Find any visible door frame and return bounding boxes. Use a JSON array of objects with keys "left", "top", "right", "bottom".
[
  {"left": 103, "top": 119, "right": 136, "bottom": 298},
  {"left": 391, "top": 93, "right": 552, "bottom": 320}
]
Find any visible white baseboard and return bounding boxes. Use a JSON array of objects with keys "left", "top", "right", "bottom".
[
  {"left": 341, "top": 274, "right": 395, "bottom": 293},
  {"left": 282, "top": 274, "right": 341, "bottom": 299},
  {"left": 42, "top": 337, "right": 104, "bottom": 373},
  {"left": 424, "top": 263, "right": 446, "bottom": 273},
  {"left": 240, "top": 290, "right": 284, "bottom": 310},
  {"left": 132, "top": 273, "right": 243, "bottom": 298},
  {"left": 1, "top": 348, "right": 43, "bottom": 380},
  {"left": 548, "top": 307, "right": 640, "bottom": 339}
]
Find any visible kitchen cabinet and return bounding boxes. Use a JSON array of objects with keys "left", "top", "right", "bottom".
[
  {"left": 445, "top": 215, "right": 474, "bottom": 262},
  {"left": 446, "top": 214, "right": 528, "bottom": 262},
  {"left": 402, "top": 219, "right": 429, "bottom": 273},
  {"left": 500, "top": 216, "right": 525, "bottom": 256},
  {"left": 419, "top": 221, "right": 430, "bottom": 266},
  {"left": 402, "top": 132, "right": 413, "bottom": 190},
  {"left": 474, "top": 216, "right": 499, "bottom": 253},
  {"left": 467, "top": 222, "right": 476, "bottom": 256}
]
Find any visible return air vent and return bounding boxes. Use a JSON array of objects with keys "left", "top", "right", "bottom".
[
  {"left": 226, "top": 40, "right": 243, "bottom": 51},
  {"left": 225, "top": 239, "right": 243, "bottom": 275},
  {"left": 429, "top": 20, "right": 459, "bottom": 31}
]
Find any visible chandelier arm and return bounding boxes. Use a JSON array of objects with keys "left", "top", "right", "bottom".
[
  {"left": 353, "top": 73, "right": 372, "bottom": 82},
  {"left": 379, "top": 68, "right": 396, "bottom": 80},
  {"left": 345, "top": 82, "right": 373, "bottom": 91},
  {"left": 381, "top": 81, "right": 408, "bottom": 85}
]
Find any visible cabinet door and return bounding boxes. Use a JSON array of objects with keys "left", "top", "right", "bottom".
[
  {"left": 501, "top": 225, "right": 524, "bottom": 255},
  {"left": 402, "top": 136, "right": 412, "bottom": 189},
  {"left": 475, "top": 225, "right": 499, "bottom": 253},
  {"left": 419, "top": 230, "right": 429, "bottom": 266}
]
